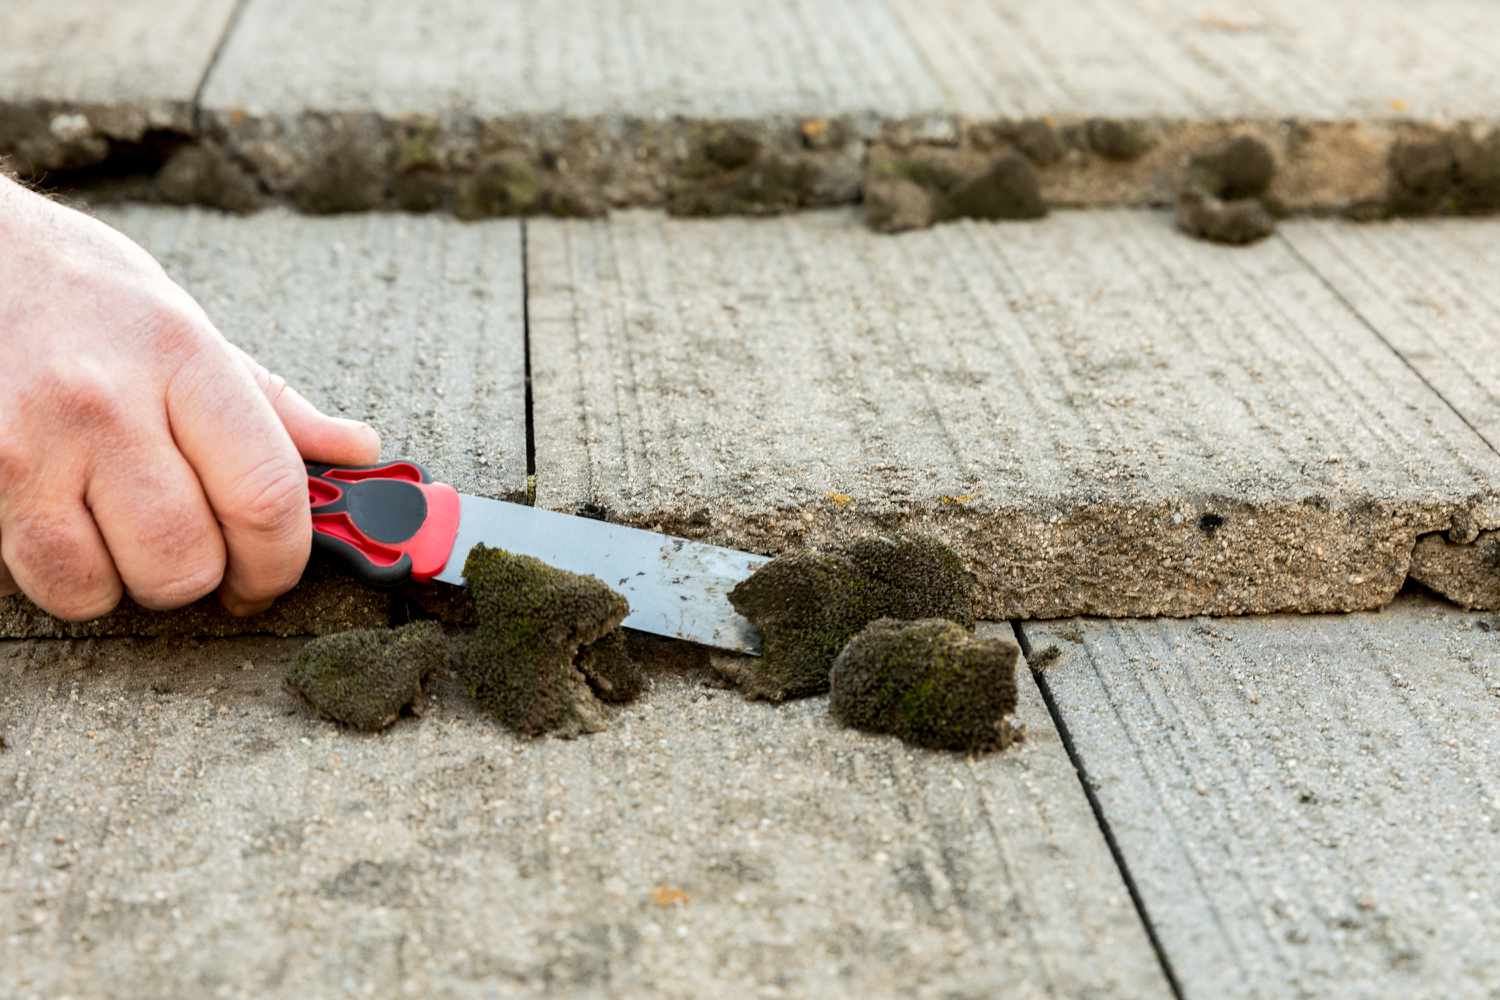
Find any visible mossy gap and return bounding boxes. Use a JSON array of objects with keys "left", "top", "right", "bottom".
[
  {"left": 1011, "top": 620, "right": 1186, "bottom": 1000},
  {"left": 24, "top": 129, "right": 194, "bottom": 193}
]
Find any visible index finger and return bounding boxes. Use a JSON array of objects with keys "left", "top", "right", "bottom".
[{"left": 166, "top": 339, "right": 311, "bottom": 615}]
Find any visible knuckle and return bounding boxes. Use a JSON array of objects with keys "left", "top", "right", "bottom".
[
  {"left": 125, "top": 513, "right": 225, "bottom": 610},
  {"left": 144, "top": 309, "right": 214, "bottom": 366},
  {"left": 229, "top": 457, "right": 309, "bottom": 538},
  {"left": 8, "top": 517, "right": 119, "bottom": 620},
  {"left": 28, "top": 362, "right": 125, "bottom": 432},
  {"left": 258, "top": 368, "right": 289, "bottom": 406}
]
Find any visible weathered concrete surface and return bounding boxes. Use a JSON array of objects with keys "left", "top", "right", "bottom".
[
  {"left": 1281, "top": 218, "right": 1500, "bottom": 452},
  {"left": 1024, "top": 596, "right": 1500, "bottom": 1000},
  {"left": 0, "top": 0, "right": 238, "bottom": 172},
  {"left": 0, "top": 630, "right": 1169, "bottom": 998},
  {"left": 0, "top": 207, "right": 525, "bottom": 638},
  {"left": 66, "top": 0, "right": 1479, "bottom": 219},
  {"left": 528, "top": 209, "right": 1500, "bottom": 619},
  {"left": 1281, "top": 218, "right": 1500, "bottom": 610},
  {"left": 891, "top": 0, "right": 1500, "bottom": 120},
  {"left": 204, "top": 0, "right": 947, "bottom": 120}
]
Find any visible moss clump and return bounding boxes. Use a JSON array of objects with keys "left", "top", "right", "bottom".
[
  {"left": 1176, "top": 135, "right": 1277, "bottom": 245},
  {"left": 1010, "top": 119, "right": 1065, "bottom": 166},
  {"left": 865, "top": 177, "right": 937, "bottom": 233},
  {"left": 1085, "top": 119, "right": 1156, "bottom": 162},
  {"left": 1176, "top": 188, "right": 1276, "bottom": 245},
  {"left": 1188, "top": 135, "right": 1275, "bottom": 200},
  {"left": 453, "top": 544, "right": 631, "bottom": 737},
  {"left": 866, "top": 147, "right": 1048, "bottom": 231},
  {"left": 577, "top": 629, "right": 645, "bottom": 703},
  {"left": 292, "top": 133, "right": 387, "bottom": 214},
  {"left": 1387, "top": 132, "right": 1500, "bottom": 216},
  {"left": 829, "top": 619, "right": 1018, "bottom": 752},
  {"left": 727, "top": 535, "right": 975, "bottom": 701},
  {"left": 286, "top": 620, "right": 448, "bottom": 732},
  {"left": 668, "top": 151, "right": 827, "bottom": 216},
  {"left": 454, "top": 154, "right": 543, "bottom": 219},
  {"left": 938, "top": 153, "right": 1048, "bottom": 222},
  {"left": 156, "top": 144, "right": 263, "bottom": 213},
  {"left": 1451, "top": 131, "right": 1500, "bottom": 212}
]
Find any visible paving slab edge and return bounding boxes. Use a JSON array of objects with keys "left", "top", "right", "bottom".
[
  {"left": 537, "top": 494, "right": 1500, "bottom": 620},
  {"left": 0, "top": 499, "right": 1493, "bottom": 638},
  {"left": 6, "top": 103, "right": 1500, "bottom": 224}
]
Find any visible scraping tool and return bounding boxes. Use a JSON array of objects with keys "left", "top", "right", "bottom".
[{"left": 306, "top": 462, "right": 769, "bottom": 654}]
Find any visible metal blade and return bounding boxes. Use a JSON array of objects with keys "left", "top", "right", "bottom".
[{"left": 434, "top": 494, "right": 770, "bottom": 655}]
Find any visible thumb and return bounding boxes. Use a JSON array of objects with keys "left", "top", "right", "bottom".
[{"left": 233, "top": 346, "right": 382, "bottom": 466}]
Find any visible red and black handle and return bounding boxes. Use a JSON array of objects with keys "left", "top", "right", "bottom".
[{"left": 306, "top": 461, "right": 461, "bottom": 586}]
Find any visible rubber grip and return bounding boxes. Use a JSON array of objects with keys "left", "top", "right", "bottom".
[{"left": 306, "top": 461, "right": 461, "bottom": 586}]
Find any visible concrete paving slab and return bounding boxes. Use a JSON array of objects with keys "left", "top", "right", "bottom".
[
  {"left": 892, "top": 0, "right": 1500, "bottom": 120},
  {"left": 1280, "top": 218, "right": 1500, "bottom": 453},
  {"left": 172, "top": 0, "right": 1500, "bottom": 219},
  {"left": 0, "top": 207, "right": 525, "bottom": 638},
  {"left": 0, "top": 629, "right": 1169, "bottom": 998},
  {"left": 528, "top": 209, "right": 1500, "bottom": 619},
  {"left": 1280, "top": 217, "right": 1500, "bottom": 609},
  {"left": 0, "top": 0, "right": 239, "bottom": 171},
  {"left": 1024, "top": 595, "right": 1500, "bottom": 1000},
  {"left": 204, "top": 0, "right": 947, "bottom": 120}
]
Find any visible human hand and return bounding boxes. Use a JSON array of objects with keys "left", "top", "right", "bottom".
[{"left": 0, "top": 178, "right": 380, "bottom": 619}]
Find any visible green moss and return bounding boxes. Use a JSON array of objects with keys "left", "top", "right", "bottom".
[
  {"left": 577, "top": 629, "right": 644, "bottom": 703},
  {"left": 285, "top": 621, "right": 448, "bottom": 732},
  {"left": 864, "top": 177, "right": 937, "bottom": 233},
  {"left": 1010, "top": 119, "right": 1065, "bottom": 166},
  {"left": 882, "top": 154, "right": 971, "bottom": 192},
  {"left": 727, "top": 535, "right": 975, "bottom": 701},
  {"left": 1175, "top": 188, "right": 1276, "bottom": 245},
  {"left": 1177, "top": 136, "right": 1278, "bottom": 245},
  {"left": 937, "top": 153, "right": 1048, "bottom": 222},
  {"left": 829, "top": 619, "right": 1018, "bottom": 752},
  {"left": 1188, "top": 136, "right": 1276, "bottom": 200},
  {"left": 1085, "top": 119, "right": 1156, "bottom": 162},
  {"left": 1453, "top": 131, "right": 1500, "bottom": 212},
  {"left": 1388, "top": 138, "right": 1456, "bottom": 215},
  {"left": 702, "top": 127, "right": 763, "bottom": 171},
  {"left": 292, "top": 135, "right": 387, "bottom": 214},
  {"left": 452, "top": 544, "right": 629, "bottom": 736},
  {"left": 393, "top": 118, "right": 444, "bottom": 173},
  {"left": 156, "top": 144, "right": 263, "bottom": 213},
  {"left": 454, "top": 154, "right": 543, "bottom": 219},
  {"left": 668, "top": 151, "right": 820, "bottom": 216}
]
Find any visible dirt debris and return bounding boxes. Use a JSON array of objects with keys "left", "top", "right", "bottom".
[
  {"left": 285, "top": 620, "right": 449, "bottom": 732},
  {"left": 829, "top": 619, "right": 1019, "bottom": 752},
  {"left": 452, "top": 544, "right": 635, "bottom": 737},
  {"left": 724, "top": 535, "right": 976, "bottom": 701},
  {"left": 1176, "top": 135, "right": 1278, "bottom": 245}
]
